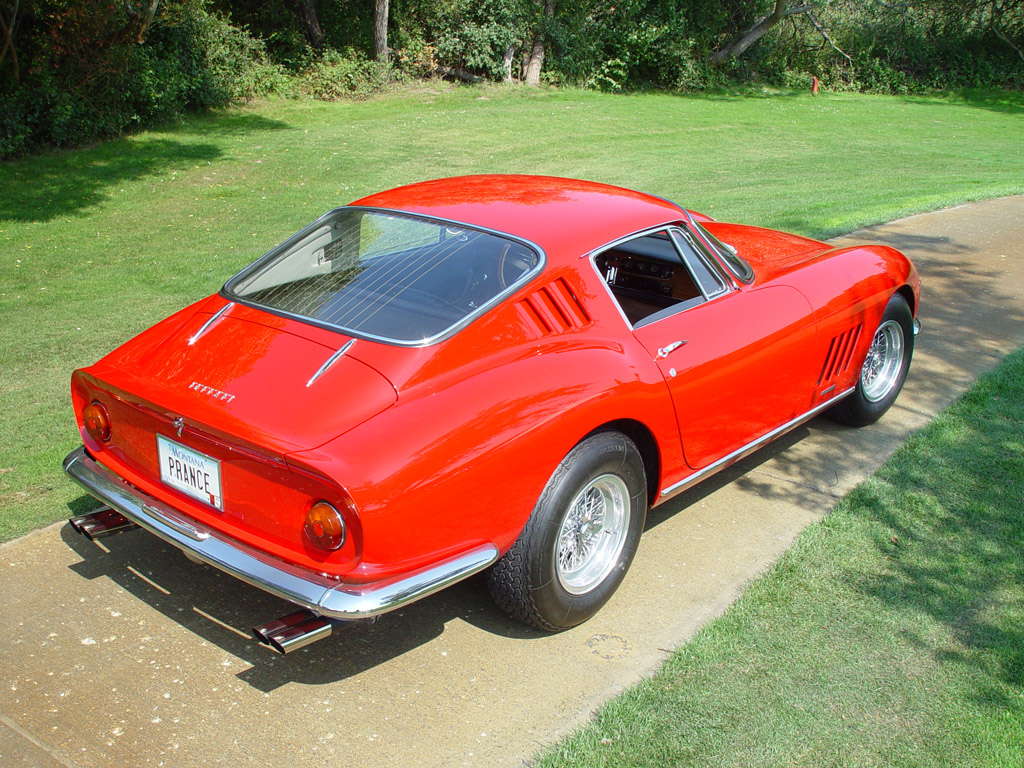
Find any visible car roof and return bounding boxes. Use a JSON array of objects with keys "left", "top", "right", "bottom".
[{"left": 350, "top": 175, "right": 687, "bottom": 263}]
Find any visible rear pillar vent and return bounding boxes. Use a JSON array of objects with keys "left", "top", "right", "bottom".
[{"left": 516, "top": 278, "right": 591, "bottom": 337}]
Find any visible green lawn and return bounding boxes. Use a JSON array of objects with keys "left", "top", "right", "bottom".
[
  {"left": 2, "top": 86, "right": 1024, "bottom": 541},
  {"left": 537, "top": 347, "right": 1024, "bottom": 768}
]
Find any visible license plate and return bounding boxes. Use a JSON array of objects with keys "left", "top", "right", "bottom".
[{"left": 157, "top": 435, "right": 223, "bottom": 510}]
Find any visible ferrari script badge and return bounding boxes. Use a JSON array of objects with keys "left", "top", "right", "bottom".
[{"left": 187, "top": 381, "right": 237, "bottom": 404}]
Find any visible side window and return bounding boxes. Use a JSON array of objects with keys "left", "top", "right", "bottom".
[
  {"left": 594, "top": 228, "right": 732, "bottom": 328},
  {"left": 594, "top": 230, "right": 701, "bottom": 328}
]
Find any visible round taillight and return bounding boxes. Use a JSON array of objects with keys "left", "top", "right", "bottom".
[
  {"left": 304, "top": 501, "right": 346, "bottom": 551},
  {"left": 83, "top": 401, "right": 111, "bottom": 442}
]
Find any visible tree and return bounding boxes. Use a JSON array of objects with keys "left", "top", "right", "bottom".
[
  {"left": 710, "top": 0, "right": 815, "bottom": 62},
  {"left": 113, "top": 0, "right": 161, "bottom": 45},
  {"left": 374, "top": 0, "right": 389, "bottom": 62},
  {"left": 988, "top": 0, "right": 1024, "bottom": 63},
  {"left": 0, "top": 0, "right": 19, "bottom": 83},
  {"left": 299, "top": 0, "right": 325, "bottom": 49},
  {"left": 523, "top": 0, "right": 553, "bottom": 86}
]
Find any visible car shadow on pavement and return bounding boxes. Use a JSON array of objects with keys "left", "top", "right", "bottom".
[
  {"left": 643, "top": 422, "right": 823, "bottom": 530},
  {"left": 60, "top": 516, "right": 543, "bottom": 692}
]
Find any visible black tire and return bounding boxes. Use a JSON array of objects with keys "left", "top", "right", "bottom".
[
  {"left": 486, "top": 431, "right": 647, "bottom": 632},
  {"left": 828, "top": 293, "right": 914, "bottom": 426}
]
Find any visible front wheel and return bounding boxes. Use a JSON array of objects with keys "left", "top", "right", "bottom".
[
  {"left": 486, "top": 431, "right": 647, "bottom": 632},
  {"left": 829, "top": 293, "right": 915, "bottom": 426}
]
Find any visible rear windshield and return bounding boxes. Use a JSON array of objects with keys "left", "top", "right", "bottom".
[{"left": 224, "top": 208, "right": 542, "bottom": 344}]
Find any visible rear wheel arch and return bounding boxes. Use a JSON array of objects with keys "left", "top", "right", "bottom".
[
  {"left": 486, "top": 428, "right": 648, "bottom": 631},
  {"left": 583, "top": 419, "right": 660, "bottom": 510}
]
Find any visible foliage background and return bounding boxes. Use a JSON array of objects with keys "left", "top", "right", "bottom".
[{"left": 0, "top": 0, "right": 1022, "bottom": 157}]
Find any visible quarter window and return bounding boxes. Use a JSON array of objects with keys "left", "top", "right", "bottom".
[{"left": 670, "top": 227, "right": 728, "bottom": 298}]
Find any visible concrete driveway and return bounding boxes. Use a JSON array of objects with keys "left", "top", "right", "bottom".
[{"left": 3, "top": 196, "right": 1023, "bottom": 768}]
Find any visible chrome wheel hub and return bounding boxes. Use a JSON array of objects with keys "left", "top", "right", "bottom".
[
  {"left": 861, "top": 319, "right": 905, "bottom": 402},
  {"left": 556, "top": 474, "right": 630, "bottom": 595}
]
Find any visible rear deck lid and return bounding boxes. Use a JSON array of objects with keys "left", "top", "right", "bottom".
[{"left": 92, "top": 302, "right": 397, "bottom": 454}]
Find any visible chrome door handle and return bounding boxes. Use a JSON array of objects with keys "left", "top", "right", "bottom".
[{"left": 656, "top": 340, "right": 688, "bottom": 359}]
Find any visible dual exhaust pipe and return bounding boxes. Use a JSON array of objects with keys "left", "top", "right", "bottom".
[
  {"left": 69, "top": 508, "right": 335, "bottom": 654},
  {"left": 70, "top": 507, "right": 139, "bottom": 539},
  {"left": 252, "top": 609, "right": 333, "bottom": 654}
]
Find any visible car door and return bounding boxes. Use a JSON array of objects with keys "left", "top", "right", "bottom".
[{"left": 598, "top": 226, "right": 820, "bottom": 471}]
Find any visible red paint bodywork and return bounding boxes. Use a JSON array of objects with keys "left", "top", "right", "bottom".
[{"left": 70, "top": 175, "right": 920, "bottom": 587}]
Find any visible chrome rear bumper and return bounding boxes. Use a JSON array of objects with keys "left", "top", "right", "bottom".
[{"left": 62, "top": 447, "right": 498, "bottom": 619}]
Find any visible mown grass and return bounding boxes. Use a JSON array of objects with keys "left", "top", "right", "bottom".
[
  {"left": 1, "top": 85, "right": 1024, "bottom": 541},
  {"left": 537, "top": 347, "right": 1024, "bottom": 767}
]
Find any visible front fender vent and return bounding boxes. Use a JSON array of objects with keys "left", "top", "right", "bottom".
[
  {"left": 818, "top": 324, "right": 863, "bottom": 386},
  {"left": 516, "top": 278, "right": 591, "bottom": 337}
]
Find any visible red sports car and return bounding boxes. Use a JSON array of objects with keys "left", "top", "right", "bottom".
[{"left": 64, "top": 175, "right": 920, "bottom": 653}]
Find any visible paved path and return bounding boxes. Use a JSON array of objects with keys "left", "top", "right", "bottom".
[{"left": 3, "top": 197, "right": 1023, "bottom": 768}]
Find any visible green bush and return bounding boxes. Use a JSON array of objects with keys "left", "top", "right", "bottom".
[
  {"left": 296, "top": 49, "right": 396, "bottom": 100},
  {"left": 0, "top": 1, "right": 285, "bottom": 159},
  {"left": 161, "top": 5, "right": 289, "bottom": 104}
]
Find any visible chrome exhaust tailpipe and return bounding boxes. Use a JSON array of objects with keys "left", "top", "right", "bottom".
[
  {"left": 69, "top": 508, "right": 139, "bottom": 540},
  {"left": 253, "top": 609, "right": 333, "bottom": 654}
]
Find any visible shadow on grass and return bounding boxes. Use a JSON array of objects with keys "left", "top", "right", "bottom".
[
  {"left": 0, "top": 138, "right": 221, "bottom": 223},
  {"left": 949, "top": 88, "right": 1024, "bottom": 116},
  {"left": 848, "top": 351, "right": 1024, "bottom": 710},
  {"left": 0, "top": 113, "right": 291, "bottom": 224},
  {"left": 172, "top": 111, "right": 294, "bottom": 137},
  {"left": 677, "top": 86, "right": 1024, "bottom": 113},
  {"left": 623, "top": 86, "right": 809, "bottom": 103}
]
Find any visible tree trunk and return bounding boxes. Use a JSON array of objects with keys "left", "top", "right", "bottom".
[
  {"left": 524, "top": 0, "right": 554, "bottom": 86},
  {"left": 710, "top": 0, "right": 813, "bottom": 63},
  {"left": 502, "top": 44, "right": 518, "bottom": 83},
  {"left": 374, "top": 0, "right": 390, "bottom": 63},
  {"left": 523, "top": 33, "right": 544, "bottom": 86},
  {"left": 299, "top": 0, "right": 325, "bottom": 50},
  {"left": 120, "top": 0, "right": 160, "bottom": 44}
]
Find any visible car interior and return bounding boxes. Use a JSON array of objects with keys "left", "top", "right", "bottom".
[{"left": 595, "top": 230, "right": 724, "bottom": 328}]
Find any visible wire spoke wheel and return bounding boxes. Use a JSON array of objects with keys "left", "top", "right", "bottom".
[
  {"left": 555, "top": 473, "right": 630, "bottom": 595},
  {"left": 827, "top": 293, "right": 915, "bottom": 428},
  {"left": 860, "top": 319, "right": 905, "bottom": 402},
  {"left": 486, "top": 431, "right": 646, "bottom": 631}
]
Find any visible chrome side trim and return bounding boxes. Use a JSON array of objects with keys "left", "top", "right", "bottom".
[
  {"left": 657, "top": 387, "right": 855, "bottom": 502},
  {"left": 306, "top": 338, "right": 356, "bottom": 387},
  {"left": 188, "top": 302, "right": 233, "bottom": 346},
  {"left": 63, "top": 447, "right": 499, "bottom": 619}
]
